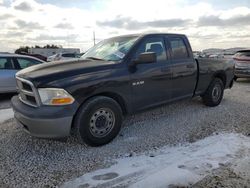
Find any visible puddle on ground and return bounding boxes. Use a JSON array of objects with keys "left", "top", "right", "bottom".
[{"left": 92, "top": 172, "right": 119, "bottom": 181}]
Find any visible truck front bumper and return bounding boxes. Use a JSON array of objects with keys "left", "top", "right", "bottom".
[{"left": 11, "top": 96, "right": 79, "bottom": 138}]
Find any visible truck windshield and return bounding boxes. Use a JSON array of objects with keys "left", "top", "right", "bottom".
[{"left": 81, "top": 36, "right": 139, "bottom": 62}]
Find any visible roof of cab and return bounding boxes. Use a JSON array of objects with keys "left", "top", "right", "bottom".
[{"left": 111, "top": 33, "right": 187, "bottom": 39}]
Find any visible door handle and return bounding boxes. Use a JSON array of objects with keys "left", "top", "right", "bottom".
[{"left": 186, "top": 64, "right": 195, "bottom": 68}]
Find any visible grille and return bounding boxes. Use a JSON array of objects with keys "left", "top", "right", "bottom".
[{"left": 16, "top": 77, "right": 40, "bottom": 107}]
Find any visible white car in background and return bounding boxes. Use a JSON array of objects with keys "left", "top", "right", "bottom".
[
  {"left": 233, "top": 50, "right": 250, "bottom": 80},
  {"left": 0, "top": 54, "right": 45, "bottom": 93},
  {"left": 208, "top": 54, "right": 224, "bottom": 58},
  {"left": 47, "top": 53, "right": 83, "bottom": 62}
]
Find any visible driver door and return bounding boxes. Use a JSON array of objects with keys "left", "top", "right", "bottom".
[{"left": 129, "top": 36, "right": 172, "bottom": 111}]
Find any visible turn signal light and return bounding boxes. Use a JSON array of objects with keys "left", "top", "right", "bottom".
[{"left": 51, "top": 98, "right": 74, "bottom": 105}]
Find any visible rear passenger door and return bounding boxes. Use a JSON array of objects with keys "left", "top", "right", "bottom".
[
  {"left": 166, "top": 36, "right": 197, "bottom": 99},
  {"left": 0, "top": 57, "right": 18, "bottom": 93}
]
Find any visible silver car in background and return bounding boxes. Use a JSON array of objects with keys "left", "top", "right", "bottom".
[
  {"left": 0, "top": 54, "right": 45, "bottom": 93},
  {"left": 233, "top": 50, "right": 250, "bottom": 80},
  {"left": 47, "top": 53, "right": 83, "bottom": 62}
]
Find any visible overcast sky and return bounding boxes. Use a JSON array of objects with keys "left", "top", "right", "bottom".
[{"left": 0, "top": 0, "right": 250, "bottom": 52}]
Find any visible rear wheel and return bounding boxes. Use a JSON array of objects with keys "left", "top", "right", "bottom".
[
  {"left": 74, "top": 96, "right": 123, "bottom": 146},
  {"left": 202, "top": 78, "right": 224, "bottom": 107}
]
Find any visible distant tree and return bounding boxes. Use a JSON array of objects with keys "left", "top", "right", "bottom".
[
  {"left": 15, "top": 44, "right": 63, "bottom": 54},
  {"left": 43, "top": 44, "right": 62, "bottom": 49},
  {"left": 15, "top": 46, "right": 30, "bottom": 54}
]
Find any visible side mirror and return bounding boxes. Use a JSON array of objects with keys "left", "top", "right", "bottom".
[{"left": 133, "top": 52, "right": 157, "bottom": 65}]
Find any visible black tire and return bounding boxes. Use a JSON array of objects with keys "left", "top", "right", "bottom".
[
  {"left": 74, "top": 96, "right": 123, "bottom": 146},
  {"left": 202, "top": 78, "right": 224, "bottom": 107}
]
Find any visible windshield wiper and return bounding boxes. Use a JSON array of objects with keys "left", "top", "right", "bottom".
[{"left": 85, "top": 57, "right": 105, "bottom": 61}]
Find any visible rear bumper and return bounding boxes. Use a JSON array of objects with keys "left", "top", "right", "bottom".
[
  {"left": 235, "top": 68, "right": 250, "bottom": 78},
  {"left": 11, "top": 96, "right": 79, "bottom": 138}
]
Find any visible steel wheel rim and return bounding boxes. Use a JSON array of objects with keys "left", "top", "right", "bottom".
[
  {"left": 89, "top": 108, "right": 115, "bottom": 138},
  {"left": 212, "top": 84, "right": 221, "bottom": 102}
]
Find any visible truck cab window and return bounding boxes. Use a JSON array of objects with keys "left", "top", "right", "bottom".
[
  {"left": 135, "top": 37, "right": 167, "bottom": 62},
  {"left": 169, "top": 38, "right": 189, "bottom": 59}
]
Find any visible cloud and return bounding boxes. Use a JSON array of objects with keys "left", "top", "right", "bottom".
[
  {"left": 97, "top": 16, "right": 191, "bottom": 30},
  {"left": 14, "top": 1, "right": 34, "bottom": 12},
  {"left": 198, "top": 14, "right": 250, "bottom": 27},
  {"left": 15, "top": 19, "right": 44, "bottom": 30},
  {"left": 1, "top": 0, "right": 250, "bottom": 52},
  {"left": 34, "top": 34, "right": 78, "bottom": 41},
  {"left": 54, "top": 23, "right": 74, "bottom": 29},
  {"left": 3, "top": 31, "right": 26, "bottom": 38},
  {"left": 227, "top": 34, "right": 250, "bottom": 39},
  {"left": 189, "top": 33, "right": 220, "bottom": 40},
  {"left": 0, "top": 14, "right": 14, "bottom": 20}
]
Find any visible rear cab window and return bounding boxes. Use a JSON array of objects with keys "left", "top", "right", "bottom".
[{"left": 168, "top": 37, "right": 189, "bottom": 60}]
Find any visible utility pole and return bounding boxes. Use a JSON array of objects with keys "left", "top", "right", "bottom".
[
  {"left": 93, "top": 31, "right": 96, "bottom": 46},
  {"left": 67, "top": 30, "right": 70, "bottom": 48}
]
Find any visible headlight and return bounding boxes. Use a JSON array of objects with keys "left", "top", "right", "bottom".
[{"left": 38, "top": 88, "right": 75, "bottom": 105}]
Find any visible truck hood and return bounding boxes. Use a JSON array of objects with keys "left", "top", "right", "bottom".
[{"left": 16, "top": 59, "right": 116, "bottom": 87}]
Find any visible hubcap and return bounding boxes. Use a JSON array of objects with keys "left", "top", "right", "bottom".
[
  {"left": 89, "top": 108, "right": 115, "bottom": 138},
  {"left": 212, "top": 84, "right": 221, "bottom": 102}
]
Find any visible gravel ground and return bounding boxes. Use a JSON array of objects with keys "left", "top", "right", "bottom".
[
  {"left": 0, "top": 79, "right": 250, "bottom": 187},
  {"left": 193, "top": 159, "right": 250, "bottom": 188}
]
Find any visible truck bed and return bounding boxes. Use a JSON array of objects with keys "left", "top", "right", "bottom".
[{"left": 195, "top": 58, "right": 235, "bottom": 96}]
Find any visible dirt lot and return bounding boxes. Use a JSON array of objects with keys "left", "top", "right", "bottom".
[{"left": 0, "top": 79, "right": 250, "bottom": 188}]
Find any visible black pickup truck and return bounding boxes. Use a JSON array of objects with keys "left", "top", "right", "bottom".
[{"left": 12, "top": 33, "right": 234, "bottom": 146}]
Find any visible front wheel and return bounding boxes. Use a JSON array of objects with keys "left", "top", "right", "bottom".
[
  {"left": 74, "top": 96, "right": 123, "bottom": 146},
  {"left": 202, "top": 78, "right": 224, "bottom": 107}
]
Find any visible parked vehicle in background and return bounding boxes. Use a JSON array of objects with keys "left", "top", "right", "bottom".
[
  {"left": 12, "top": 33, "right": 234, "bottom": 146},
  {"left": 0, "top": 54, "right": 45, "bottom": 93},
  {"left": 47, "top": 53, "right": 82, "bottom": 62},
  {"left": 18, "top": 52, "right": 47, "bottom": 62},
  {"left": 208, "top": 54, "right": 224, "bottom": 59},
  {"left": 28, "top": 47, "right": 80, "bottom": 58},
  {"left": 233, "top": 50, "right": 250, "bottom": 80},
  {"left": 0, "top": 52, "right": 11, "bottom": 54}
]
